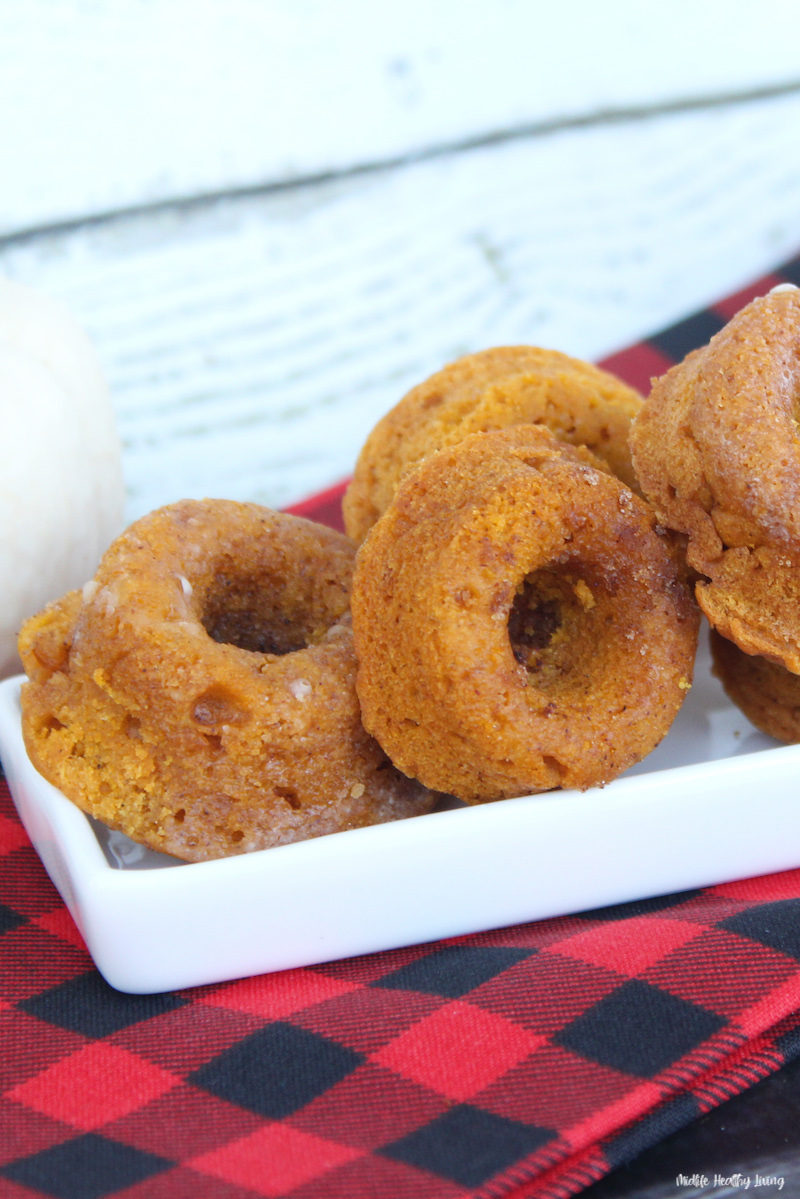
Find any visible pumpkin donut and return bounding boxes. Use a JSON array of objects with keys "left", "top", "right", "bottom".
[
  {"left": 351, "top": 427, "right": 699, "bottom": 801},
  {"left": 630, "top": 286, "right": 800, "bottom": 671},
  {"left": 18, "top": 499, "right": 434, "bottom": 861},
  {"left": 343, "top": 345, "right": 643, "bottom": 543},
  {"left": 710, "top": 629, "right": 800, "bottom": 744}
]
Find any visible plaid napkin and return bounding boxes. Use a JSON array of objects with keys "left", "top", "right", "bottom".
[{"left": 3, "top": 253, "right": 800, "bottom": 1199}]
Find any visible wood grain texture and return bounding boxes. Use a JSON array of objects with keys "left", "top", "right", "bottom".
[
  {"left": 3, "top": 92, "right": 800, "bottom": 522},
  {"left": 3, "top": 0, "right": 800, "bottom": 235}
]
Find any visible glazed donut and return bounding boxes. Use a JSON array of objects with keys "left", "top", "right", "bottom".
[
  {"left": 710, "top": 629, "right": 800, "bottom": 744},
  {"left": 343, "top": 346, "right": 643, "bottom": 543},
  {"left": 630, "top": 286, "right": 800, "bottom": 671},
  {"left": 18, "top": 500, "right": 434, "bottom": 861},
  {"left": 351, "top": 426, "right": 699, "bottom": 801}
]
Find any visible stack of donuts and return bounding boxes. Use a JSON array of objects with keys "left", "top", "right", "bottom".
[
  {"left": 629, "top": 283, "right": 800, "bottom": 742},
  {"left": 344, "top": 348, "right": 699, "bottom": 800},
  {"left": 19, "top": 288, "right": 796, "bottom": 861}
]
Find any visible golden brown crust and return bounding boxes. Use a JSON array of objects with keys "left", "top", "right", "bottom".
[
  {"left": 351, "top": 427, "right": 699, "bottom": 801},
  {"left": 630, "top": 288, "right": 800, "bottom": 670},
  {"left": 710, "top": 628, "right": 800, "bottom": 744},
  {"left": 343, "top": 346, "right": 644, "bottom": 543},
  {"left": 19, "top": 499, "right": 434, "bottom": 861}
]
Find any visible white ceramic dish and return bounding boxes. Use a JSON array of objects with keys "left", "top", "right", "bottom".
[{"left": 2, "top": 630, "right": 800, "bottom": 995}]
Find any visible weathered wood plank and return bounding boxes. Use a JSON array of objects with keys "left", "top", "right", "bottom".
[
  {"left": 2, "top": 93, "right": 800, "bottom": 520},
  {"left": 3, "top": 0, "right": 800, "bottom": 234}
]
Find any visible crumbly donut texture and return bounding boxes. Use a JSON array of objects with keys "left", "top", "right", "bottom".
[
  {"left": 630, "top": 289, "right": 800, "bottom": 671},
  {"left": 710, "top": 628, "right": 800, "bottom": 744},
  {"left": 343, "top": 345, "right": 643, "bottom": 543},
  {"left": 19, "top": 500, "right": 434, "bottom": 861},
  {"left": 351, "top": 427, "right": 699, "bottom": 801}
]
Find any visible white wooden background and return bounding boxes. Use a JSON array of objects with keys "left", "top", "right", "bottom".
[{"left": 3, "top": 1, "right": 800, "bottom": 523}]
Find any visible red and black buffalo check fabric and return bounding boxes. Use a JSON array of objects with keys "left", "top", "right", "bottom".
[{"left": 3, "top": 255, "right": 800, "bottom": 1199}]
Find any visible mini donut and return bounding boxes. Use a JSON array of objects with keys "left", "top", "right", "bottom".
[
  {"left": 343, "top": 346, "right": 644, "bottom": 543},
  {"left": 630, "top": 286, "right": 800, "bottom": 671},
  {"left": 18, "top": 499, "right": 434, "bottom": 861},
  {"left": 710, "top": 629, "right": 800, "bottom": 744},
  {"left": 351, "top": 426, "right": 699, "bottom": 801}
]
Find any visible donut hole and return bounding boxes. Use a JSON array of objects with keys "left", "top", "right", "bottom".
[
  {"left": 508, "top": 568, "right": 599, "bottom": 683},
  {"left": 201, "top": 573, "right": 315, "bottom": 655},
  {"left": 204, "top": 606, "right": 308, "bottom": 654},
  {"left": 508, "top": 586, "right": 561, "bottom": 661}
]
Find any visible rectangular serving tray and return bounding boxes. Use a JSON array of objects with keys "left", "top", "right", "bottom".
[{"left": 2, "top": 630, "right": 800, "bottom": 994}]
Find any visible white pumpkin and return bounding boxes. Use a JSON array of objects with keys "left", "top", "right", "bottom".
[{"left": 0, "top": 279, "right": 124, "bottom": 679}]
